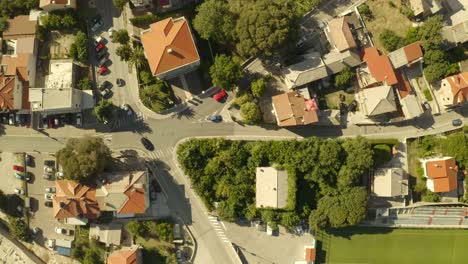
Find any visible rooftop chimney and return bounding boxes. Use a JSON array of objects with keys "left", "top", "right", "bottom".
[
  {"left": 163, "top": 20, "right": 174, "bottom": 36},
  {"left": 167, "top": 48, "right": 173, "bottom": 54}
]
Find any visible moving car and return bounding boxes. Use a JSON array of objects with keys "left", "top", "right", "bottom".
[
  {"left": 452, "top": 119, "right": 462, "bottom": 126},
  {"left": 214, "top": 90, "right": 227, "bottom": 102},
  {"left": 208, "top": 115, "right": 222, "bottom": 123},
  {"left": 141, "top": 137, "right": 154, "bottom": 151},
  {"left": 13, "top": 165, "right": 24, "bottom": 172}
]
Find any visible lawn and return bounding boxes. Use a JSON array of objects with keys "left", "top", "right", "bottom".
[
  {"left": 324, "top": 90, "right": 355, "bottom": 110},
  {"left": 318, "top": 227, "right": 468, "bottom": 264},
  {"left": 363, "top": 0, "right": 413, "bottom": 51}
]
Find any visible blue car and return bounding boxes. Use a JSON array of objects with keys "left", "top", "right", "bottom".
[{"left": 208, "top": 115, "right": 222, "bottom": 123}]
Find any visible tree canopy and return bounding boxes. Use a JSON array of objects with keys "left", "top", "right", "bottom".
[
  {"left": 70, "top": 32, "right": 88, "bottom": 63},
  {"left": 113, "top": 29, "right": 129, "bottom": 44},
  {"left": 78, "top": 77, "right": 93, "bottom": 90},
  {"left": 56, "top": 136, "right": 112, "bottom": 184},
  {"left": 8, "top": 217, "right": 29, "bottom": 241},
  {"left": 140, "top": 80, "right": 173, "bottom": 112},
  {"left": 236, "top": 0, "right": 299, "bottom": 58},
  {"left": 240, "top": 102, "right": 262, "bottom": 124},
  {"left": 209, "top": 54, "right": 242, "bottom": 90},
  {"left": 116, "top": 44, "right": 133, "bottom": 62},
  {"left": 334, "top": 66, "right": 355, "bottom": 88},
  {"left": 93, "top": 99, "right": 114, "bottom": 123},
  {"left": 193, "top": 0, "right": 237, "bottom": 45},
  {"left": 113, "top": 0, "right": 128, "bottom": 9},
  {"left": 251, "top": 78, "right": 266, "bottom": 98}
]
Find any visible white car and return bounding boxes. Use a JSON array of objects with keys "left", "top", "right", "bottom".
[
  {"left": 46, "top": 239, "right": 55, "bottom": 249},
  {"left": 108, "top": 28, "right": 114, "bottom": 39},
  {"left": 45, "top": 187, "right": 56, "bottom": 193},
  {"left": 14, "top": 188, "right": 24, "bottom": 195},
  {"left": 44, "top": 193, "right": 55, "bottom": 201},
  {"left": 44, "top": 166, "right": 54, "bottom": 173}
]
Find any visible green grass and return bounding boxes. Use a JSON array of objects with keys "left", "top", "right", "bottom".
[
  {"left": 324, "top": 90, "right": 355, "bottom": 110},
  {"left": 318, "top": 227, "right": 468, "bottom": 264},
  {"left": 423, "top": 89, "right": 433, "bottom": 101}
]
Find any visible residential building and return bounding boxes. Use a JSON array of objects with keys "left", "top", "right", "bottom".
[
  {"left": 436, "top": 72, "right": 468, "bottom": 108},
  {"left": 358, "top": 47, "right": 398, "bottom": 88},
  {"left": 95, "top": 171, "right": 150, "bottom": 218},
  {"left": 2, "top": 15, "right": 37, "bottom": 40},
  {"left": 409, "top": 0, "right": 443, "bottom": 17},
  {"left": 283, "top": 51, "right": 361, "bottom": 89},
  {"left": 372, "top": 168, "right": 408, "bottom": 197},
  {"left": 255, "top": 167, "right": 288, "bottom": 209},
  {"left": 29, "top": 60, "right": 93, "bottom": 114},
  {"left": 141, "top": 17, "right": 200, "bottom": 80},
  {"left": 442, "top": 20, "right": 468, "bottom": 48},
  {"left": 325, "top": 16, "right": 357, "bottom": 52},
  {"left": 388, "top": 42, "right": 424, "bottom": 69},
  {"left": 39, "top": 0, "right": 76, "bottom": 12},
  {"left": 304, "top": 246, "right": 316, "bottom": 264},
  {"left": 0, "top": 73, "right": 26, "bottom": 111},
  {"left": 107, "top": 247, "right": 142, "bottom": 264},
  {"left": 53, "top": 180, "right": 100, "bottom": 225},
  {"left": 130, "top": 0, "right": 153, "bottom": 9},
  {"left": 89, "top": 224, "right": 122, "bottom": 246},
  {"left": 395, "top": 70, "right": 424, "bottom": 119},
  {"left": 271, "top": 91, "right": 319, "bottom": 127},
  {"left": 356, "top": 84, "right": 397, "bottom": 117},
  {"left": 422, "top": 157, "right": 458, "bottom": 193}
]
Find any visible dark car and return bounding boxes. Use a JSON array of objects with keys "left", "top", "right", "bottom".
[
  {"left": 452, "top": 119, "right": 463, "bottom": 126},
  {"left": 92, "top": 14, "right": 101, "bottom": 24},
  {"left": 116, "top": 78, "right": 124, "bottom": 87},
  {"left": 208, "top": 115, "right": 222, "bottom": 123},
  {"left": 44, "top": 201, "right": 53, "bottom": 207},
  {"left": 141, "top": 137, "right": 154, "bottom": 151},
  {"left": 99, "top": 81, "right": 112, "bottom": 91},
  {"left": 96, "top": 48, "right": 107, "bottom": 59},
  {"left": 100, "top": 88, "right": 111, "bottom": 99}
]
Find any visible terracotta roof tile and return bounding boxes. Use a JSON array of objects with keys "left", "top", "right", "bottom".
[
  {"left": 445, "top": 72, "right": 468, "bottom": 105},
  {"left": 305, "top": 248, "right": 316, "bottom": 261},
  {"left": 328, "top": 17, "right": 357, "bottom": 52},
  {"left": 107, "top": 248, "right": 139, "bottom": 264},
  {"left": 1, "top": 54, "right": 31, "bottom": 81},
  {"left": 53, "top": 180, "right": 100, "bottom": 219},
  {"left": 2, "top": 16, "right": 36, "bottom": 40},
  {"left": 403, "top": 41, "right": 423, "bottom": 63},
  {"left": 0, "top": 74, "right": 16, "bottom": 110},
  {"left": 141, "top": 17, "right": 199, "bottom": 76},
  {"left": 395, "top": 70, "right": 411, "bottom": 99},
  {"left": 363, "top": 47, "right": 398, "bottom": 85},
  {"left": 118, "top": 187, "right": 146, "bottom": 214},
  {"left": 272, "top": 92, "right": 319, "bottom": 126},
  {"left": 426, "top": 158, "right": 458, "bottom": 193}
]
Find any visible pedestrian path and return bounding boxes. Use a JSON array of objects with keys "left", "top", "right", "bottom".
[
  {"left": 207, "top": 214, "right": 230, "bottom": 243},
  {"left": 111, "top": 111, "right": 148, "bottom": 130}
]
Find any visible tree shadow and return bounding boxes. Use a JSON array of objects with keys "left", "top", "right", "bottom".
[
  {"left": 173, "top": 107, "right": 195, "bottom": 120},
  {"left": 326, "top": 226, "right": 394, "bottom": 240}
]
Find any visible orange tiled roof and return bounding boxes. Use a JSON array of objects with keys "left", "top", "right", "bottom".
[
  {"left": 118, "top": 187, "right": 146, "bottom": 214},
  {"left": 403, "top": 41, "right": 423, "bottom": 63},
  {"left": 426, "top": 158, "right": 458, "bottom": 193},
  {"left": 305, "top": 248, "right": 316, "bottom": 261},
  {"left": 2, "top": 16, "right": 36, "bottom": 40},
  {"left": 395, "top": 70, "right": 411, "bottom": 99},
  {"left": 445, "top": 72, "right": 468, "bottom": 105},
  {"left": 363, "top": 47, "right": 398, "bottom": 85},
  {"left": 53, "top": 180, "right": 100, "bottom": 219},
  {"left": 1, "top": 54, "right": 31, "bottom": 81},
  {"left": 272, "top": 92, "right": 319, "bottom": 127},
  {"left": 107, "top": 248, "right": 139, "bottom": 264},
  {"left": 0, "top": 74, "right": 16, "bottom": 110},
  {"left": 141, "top": 17, "right": 200, "bottom": 76}
]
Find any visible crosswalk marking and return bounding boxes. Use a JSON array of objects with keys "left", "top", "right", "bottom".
[
  {"left": 206, "top": 214, "right": 230, "bottom": 243},
  {"left": 146, "top": 146, "right": 176, "bottom": 160}
]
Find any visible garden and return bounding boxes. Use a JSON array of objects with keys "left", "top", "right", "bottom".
[{"left": 177, "top": 137, "right": 378, "bottom": 231}]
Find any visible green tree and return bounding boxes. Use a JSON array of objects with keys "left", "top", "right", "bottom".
[
  {"left": 424, "top": 62, "right": 449, "bottom": 83},
  {"left": 217, "top": 200, "right": 236, "bottom": 221},
  {"left": 0, "top": 16, "right": 9, "bottom": 32},
  {"left": 358, "top": 3, "right": 372, "bottom": 19},
  {"left": 93, "top": 99, "right": 114, "bottom": 124},
  {"left": 77, "top": 77, "right": 93, "bottom": 90},
  {"left": 70, "top": 32, "right": 88, "bottom": 63},
  {"left": 209, "top": 54, "right": 242, "bottom": 90},
  {"left": 417, "top": 15, "right": 443, "bottom": 51},
  {"left": 41, "top": 14, "right": 61, "bottom": 29},
  {"left": 193, "top": 0, "right": 237, "bottom": 45},
  {"left": 56, "top": 136, "right": 111, "bottom": 184},
  {"left": 423, "top": 48, "right": 446, "bottom": 64},
  {"left": 422, "top": 190, "right": 440, "bottom": 202},
  {"left": 61, "top": 14, "right": 77, "bottom": 28},
  {"left": 83, "top": 249, "right": 103, "bottom": 264},
  {"left": 8, "top": 217, "right": 29, "bottom": 241},
  {"left": 236, "top": 0, "right": 299, "bottom": 58},
  {"left": 280, "top": 212, "right": 300, "bottom": 230},
  {"left": 113, "top": 0, "right": 129, "bottom": 9},
  {"left": 334, "top": 66, "right": 355, "bottom": 88},
  {"left": 130, "top": 45, "right": 146, "bottom": 69},
  {"left": 129, "top": 13, "right": 159, "bottom": 26},
  {"left": 139, "top": 70, "right": 155, "bottom": 84},
  {"left": 140, "top": 80, "right": 172, "bottom": 112},
  {"left": 155, "top": 222, "right": 173, "bottom": 242},
  {"left": 116, "top": 44, "right": 133, "bottom": 62},
  {"left": 113, "top": 29, "right": 130, "bottom": 44},
  {"left": 126, "top": 220, "right": 148, "bottom": 238},
  {"left": 240, "top": 102, "right": 262, "bottom": 124},
  {"left": 234, "top": 93, "right": 253, "bottom": 107},
  {"left": 251, "top": 78, "right": 266, "bottom": 98},
  {"left": 379, "top": 29, "right": 405, "bottom": 51}
]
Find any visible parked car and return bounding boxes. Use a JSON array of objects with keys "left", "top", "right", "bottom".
[
  {"left": 116, "top": 78, "right": 124, "bottom": 87},
  {"left": 8, "top": 114, "right": 14, "bottom": 125},
  {"left": 44, "top": 166, "right": 54, "bottom": 173},
  {"left": 98, "top": 66, "right": 108, "bottom": 75},
  {"left": 108, "top": 28, "right": 114, "bottom": 39},
  {"left": 121, "top": 104, "right": 133, "bottom": 116},
  {"left": 44, "top": 193, "right": 54, "bottom": 201},
  {"left": 99, "top": 81, "right": 112, "bottom": 91},
  {"left": 141, "top": 137, "right": 154, "bottom": 151},
  {"left": 31, "top": 227, "right": 41, "bottom": 239},
  {"left": 98, "top": 56, "right": 107, "bottom": 67},
  {"left": 96, "top": 49, "right": 107, "bottom": 60},
  {"left": 45, "top": 187, "right": 56, "bottom": 193},
  {"left": 95, "top": 42, "right": 105, "bottom": 53},
  {"left": 55, "top": 227, "right": 74, "bottom": 236},
  {"left": 15, "top": 172, "right": 24, "bottom": 180},
  {"left": 91, "top": 19, "right": 103, "bottom": 32},
  {"left": 214, "top": 90, "right": 227, "bottom": 102},
  {"left": 44, "top": 201, "right": 53, "bottom": 207},
  {"left": 208, "top": 115, "right": 222, "bottom": 123},
  {"left": 25, "top": 155, "right": 32, "bottom": 166},
  {"left": 56, "top": 171, "right": 64, "bottom": 179},
  {"left": 43, "top": 173, "right": 52, "bottom": 180},
  {"left": 14, "top": 188, "right": 24, "bottom": 195},
  {"left": 13, "top": 165, "right": 25, "bottom": 172},
  {"left": 93, "top": 36, "right": 103, "bottom": 47},
  {"left": 100, "top": 88, "right": 111, "bottom": 99},
  {"left": 76, "top": 113, "right": 82, "bottom": 127},
  {"left": 452, "top": 119, "right": 463, "bottom": 126},
  {"left": 46, "top": 239, "right": 55, "bottom": 249}
]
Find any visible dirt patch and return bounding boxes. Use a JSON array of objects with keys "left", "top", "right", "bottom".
[
  {"left": 363, "top": 0, "right": 413, "bottom": 51},
  {"left": 49, "top": 32, "right": 74, "bottom": 59}
]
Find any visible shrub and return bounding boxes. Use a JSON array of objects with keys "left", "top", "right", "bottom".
[
  {"left": 139, "top": 71, "right": 155, "bottom": 84},
  {"left": 78, "top": 77, "right": 93, "bottom": 90},
  {"left": 130, "top": 14, "right": 159, "bottom": 26},
  {"left": 113, "top": 29, "right": 130, "bottom": 44},
  {"left": 240, "top": 102, "right": 262, "bottom": 124},
  {"left": 422, "top": 190, "right": 440, "bottom": 202},
  {"left": 334, "top": 66, "right": 355, "bottom": 88},
  {"left": 251, "top": 78, "right": 266, "bottom": 98},
  {"left": 379, "top": 29, "right": 405, "bottom": 52},
  {"left": 373, "top": 144, "right": 393, "bottom": 167},
  {"left": 423, "top": 89, "right": 433, "bottom": 101},
  {"left": 399, "top": 5, "right": 415, "bottom": 19},
  {"left": 358, "top": 4, "right": 372, "bottom": 19},
  {"left": 8, "top": 217, "right": 29, "bottom": 241},
  {"left": 234, "top": 93, "right": 253, "bottom": 107},
  {"left": 140, "top": 80, "right": 173, "bottom": 112}
]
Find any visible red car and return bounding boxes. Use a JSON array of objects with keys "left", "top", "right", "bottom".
[
  {"left": 13, "top": 165, "right": 25, "bottom": 172},
  {"left": 95, "top": 42, "right": 105, "bottom": 53},
  {"left": 214, "top": 90, "right": 227, "bottom": 102},
  {"left": 98, "top": 66, "right": 107, "bottom": 75}
]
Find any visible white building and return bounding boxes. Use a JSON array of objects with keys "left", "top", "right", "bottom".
[{"left": 255, "top": 167, "right": 288, "bottom": 209}]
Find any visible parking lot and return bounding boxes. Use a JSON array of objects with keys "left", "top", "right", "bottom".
[{"left": 26, "top": 153, "right": 75, "bottom": 247}]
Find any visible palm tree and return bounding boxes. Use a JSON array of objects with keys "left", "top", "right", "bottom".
[{"left": 130, "top": 45, "right": 146, "bottom": 70}]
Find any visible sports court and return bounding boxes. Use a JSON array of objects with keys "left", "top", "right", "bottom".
[{"left": 318, "top": 227, "right": 468, "bottom": 264}]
